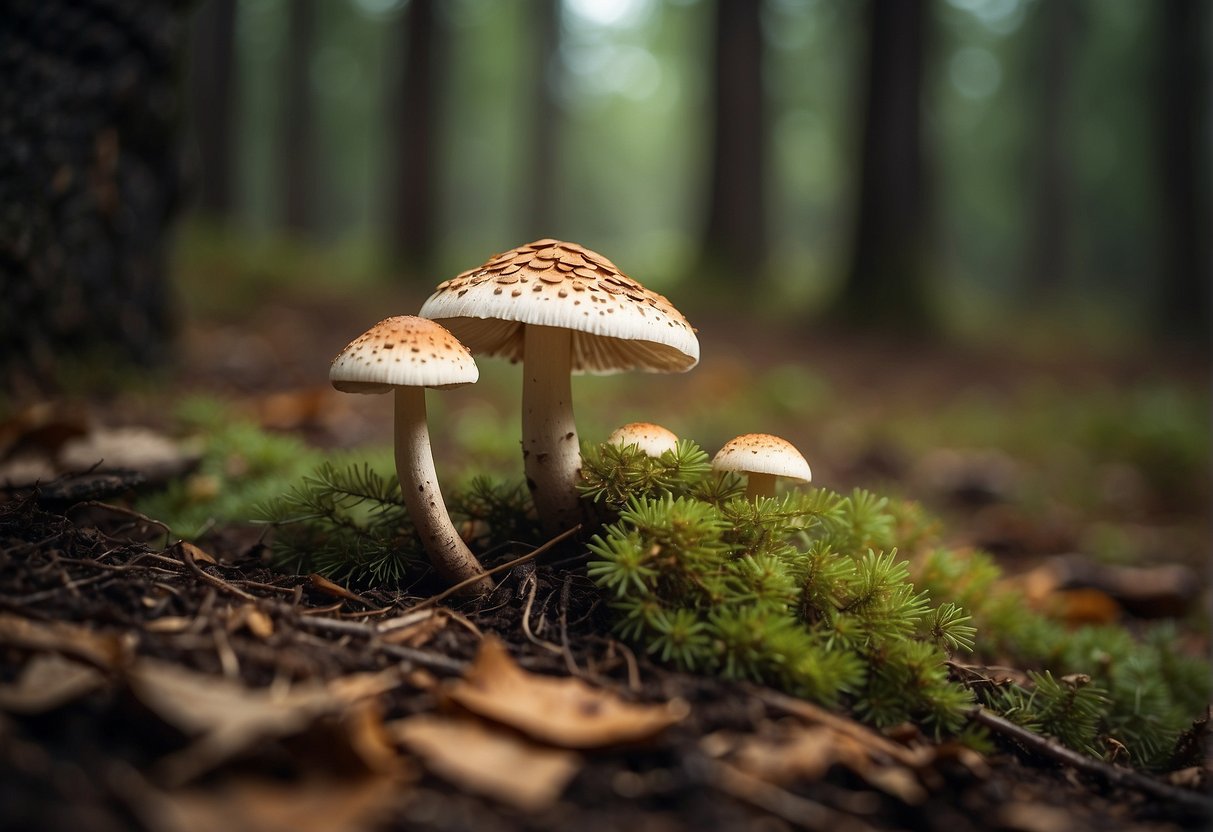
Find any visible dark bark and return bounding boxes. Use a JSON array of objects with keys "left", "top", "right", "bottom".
[
  {"left": 700, "top": 0, "right": 767, "bottom": 286},
  {"left": 1023, "top": 0, "right": 1080, "bottom": 298},
  {"left": 0, "top": 0, "right": 185, "bottom": 394},
  {"left": 836, "top": 0, "right": 930, "bottom": 326},
  {"left": 278, "top": 0, "right": 316, "bottom": 234},
  {"left": 1154, "top": 0, "right": 1211, "bottom": 340},
  {"left": 187, "top": 0, "right": 237, "bottom": 220},
  {"left": 525, "top": 0, "right": 562, "bottom": 240},
  {"left": 388, "top": 0, "right": 446, "bottom": 272}
]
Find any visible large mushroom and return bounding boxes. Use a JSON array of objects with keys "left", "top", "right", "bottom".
[
  {"left": 329, "top": 316, "right": 491, "bottom": 593},
  {"left": 419, "top": 240, "right": 699, "bottom": 534},
  {"left": 712, "top": 433, "right": 813, "bottom": 499}
]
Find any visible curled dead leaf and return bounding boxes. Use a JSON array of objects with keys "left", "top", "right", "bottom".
[
  {"left": 443, "top": 637, "right": 687, "bottom": 749},
  {"left": 0, "top": 612, "right": 134, "bottom": 670},
  {"left": 390, "top": 714, "right": 580, "bottom": 812},
  {"left": 0, "top": 653, "right": 106, "bottom": 713}
]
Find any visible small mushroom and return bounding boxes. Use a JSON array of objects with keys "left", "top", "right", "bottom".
[
  {"left": 607, "top": 422, "right": 679, "bottom": 457},
  {"left": 420, "top": 240, "right": 699, "bottom": 535},
  {"left": 712, "top": 433, "right": 813, "bottom": 499},
  {"left": 329, "top": 316, "right": 491, "bottom": 593}
]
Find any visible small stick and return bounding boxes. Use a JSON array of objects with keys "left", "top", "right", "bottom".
[
  {"left": 411, "top": 524, "right": 581, "bottom": 612},
  {"left": 179, "top": 545, "right": 256, "bottom": 601},
  {"left": 968, "top": 705, "right": 1213, "bottom": 814}
]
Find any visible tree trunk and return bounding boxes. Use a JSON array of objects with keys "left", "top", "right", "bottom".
[
  {"left": 1154, "top": 0, "right": 1211, "bottom": 340},
  {"left": 525, "top": 0, "right": 562, "bottom": 240},
  {"left": 388, "top": 0, "right": 446, "bottom": 273},
  {"left": 0, "top": 0, "right": 184, "bottom": 394},
  {"left": 700, "top": 0, "right": 767, "bottom": 287},
  {"left": 188, "top": 0, "right": 238, "bottom": 221},
  {"left": 1024, "top": 0, "right": 1080, "bottom": 299},
  {"left": 836, "top": 0, "right": 930, "bottom": 327},
  {"left": 279, "top": 0, "right": 316, "bottom": 234}
]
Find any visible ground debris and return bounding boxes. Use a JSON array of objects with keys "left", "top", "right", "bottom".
[{"left": 0, "top": 496, "right": 1207, "bottom": 831}]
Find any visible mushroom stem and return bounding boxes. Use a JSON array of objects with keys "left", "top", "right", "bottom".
[
  {"left": 746, "top": 472, "right": 778, "bottom": 499},
  {"left": 522, "top": 324, "right": 582, "bottom": 534},
  {"left": 393, "top": 387, "right": 491, "bottom": 593}
]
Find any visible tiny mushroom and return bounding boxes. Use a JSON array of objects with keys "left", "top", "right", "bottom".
[
  {"left": 607, "top": 422, "right": 679, "bottom": 457},
  {"left": 712, "top": 433, "right": 813, "bottom": 499},
  {"left": 420, "top": 240, "right": 699, "bottom": 535},
  {"left": 329, "top": 316, "right": 491, "bottom": 593}
]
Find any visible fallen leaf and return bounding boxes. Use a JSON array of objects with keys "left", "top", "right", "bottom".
[
  {"left": 0, "top": 653, "right": 106, "bottom": 713},
  {"left": 308, "top": 573, "right": 367, "bottom": 605},
  {"left": 173, "top": 541, "right": 216, "bottom": 565},
  {"left": 443, "top": 636, "right": 687, "bottom": 749},
  {"left": 0, "top": 612, "right": 134, "bottom": 669},
  {"left": 391, "top": 714, "right": 580, "bottom": 811},
  {"left": 227, "top": 605, "right": 274, "bottom": 639},
  {"left": 127, "top": 661, "right": 404, "bottom": 784},
  {"left": 146, "top": 616, "right": 194, "bottom": 634},
  {"left": 59, "top": 426, "right": 201, "bottom": 484},
  {"left": 139, "top": 776, "right": 404, "bottom": 832}
]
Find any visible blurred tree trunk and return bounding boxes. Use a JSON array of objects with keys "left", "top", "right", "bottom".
[
  {"left": 1024, "top": 0, "right": 1080, "bottom": 299},
  {"left": 388, "top": 0, "right": 446, "bottom": 272},
  {"left": 525, "top": 0, "right": 561, "bottom": 239},
  {"left": 836, "top": 0, "right": 930, "bottom": 327},
  {"left": 188, "top": 0, "right": 237, "bottom": 220},
  {"left": 700, "top": 0, "right": 766, "bottom": 286},
  {"left": 1154, "top": 0, "right": 1211, "bottom": 339},
  {"left": 278, "top": 0, "right": 316, "bottom": 234},
  {"left": 0, "top": 0, "right": 184, "bottom": 394}
]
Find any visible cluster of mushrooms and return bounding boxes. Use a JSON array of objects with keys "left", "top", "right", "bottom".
[{"left": 329, "top": 239, "right": 814, "bottom": 594}]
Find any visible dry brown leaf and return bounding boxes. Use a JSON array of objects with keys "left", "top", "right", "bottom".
[
  {"left": 174, "top": 541, "right": 216, "bottom": 565},
  {"left": 146, "top": 616, "right": 194, "bottom": 634},
  {"left": 227, "top": 605, "right": 274, "bottom": 639},
  {"left": 716, "top": 723, "right": 929, "bottom": 806},
  {"left": 443, "top": 636, "right": 687, "bottom": 749},
  {"left": 140, "top": 775, "right": 404, "bottom": 832},
  {"left": 128, "top": 661, "right": 404, "bottom": 784},
  {"left": 391, "top": 714, "right": 580, "bottom": 812},
  {"left": 0, "top": 612, "right": 134, "bottom": 669},
  {"left": 0, "top": 653, "right": 107, "bottom": 713},
  {"left": 308, "top": 573, "right": 366, "bottom": 604}
]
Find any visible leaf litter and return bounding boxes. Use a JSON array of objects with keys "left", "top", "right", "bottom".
[{"left": 0, "top": 493, "right": 1208, "bottom": 831}]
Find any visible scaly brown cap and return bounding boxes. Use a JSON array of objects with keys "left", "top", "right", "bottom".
[
  {"left": 329, "top": 316, "right": 478, "bottom": 394},
  {"left": 419, "top": 240, "right": 699, "bottom": 375}
]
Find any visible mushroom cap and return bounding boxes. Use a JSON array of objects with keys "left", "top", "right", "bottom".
[
  {"left": 329, "top": 316, "right": 478, "bottom": 394},
  {"left": 711, "top": 434, "right": 813, "bottom": 483},
  {"left": 418, "top": 239, "right": 699, "bottom": 375},
  {"left": 607, "top": 422, "right": 679, "bottom": 457}
]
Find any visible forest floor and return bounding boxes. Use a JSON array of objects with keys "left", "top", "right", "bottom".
[{"left": 0, "top": 272, "right": 1209, "bottom": 831}]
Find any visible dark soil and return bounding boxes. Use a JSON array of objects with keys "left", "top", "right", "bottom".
[{"left": 1, "top": 491, "right": 1208, "bottom": 832}]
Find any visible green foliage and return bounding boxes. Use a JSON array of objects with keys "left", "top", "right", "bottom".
[
  {"left": 137, "top": 406, "right": 328, "bottom": 538},
  {"left": 917, "top": 547, "right": 1211, "bottom": 767},
  {"left": 257, "top": 435, "right": 1208, "bottom": 771}
]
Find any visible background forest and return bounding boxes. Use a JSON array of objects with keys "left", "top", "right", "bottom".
[{"left": 182, "top": 0, "right": 1210, "bottom": 340}]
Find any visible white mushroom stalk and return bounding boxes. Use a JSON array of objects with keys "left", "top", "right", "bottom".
[
  {"left": 522, "top": 324, "right": 582, "bottom": 531},
  {"left": 329, "top": 316, "right": 491, "bottom": 594},
  {"left": 420, "top": 240, "right": 700, "bottom": 536},
  {"left": 712, "top": 433, "right": 813, "bottom": 500}
]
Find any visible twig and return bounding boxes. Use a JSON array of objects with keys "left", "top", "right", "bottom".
[
  {"left": 968, "top": 705, "right": 1213, "bottom": 814},
  {"left": 696, "top": 755, "right": 872, "bottom": 832},
  {"left": 281, "top": 605, "right": 469, "bottom": 676},
  {"left": 520, "top": 570, "right": 563, "bottom": 655},
  {"left": 558, "top": 573, "right": 581, "bottom": 676},
  {"left": 748, "top": 686, "right": 930, "bottom": 768},
  {"left": 411, "top": 524, "right": 581, "bottom": 612},
  {"left": 179, "top": 545, "right": 256, "bottom": 601},
  {"left": 66, "top": 501, "right": 172, "bottom": 547}
]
